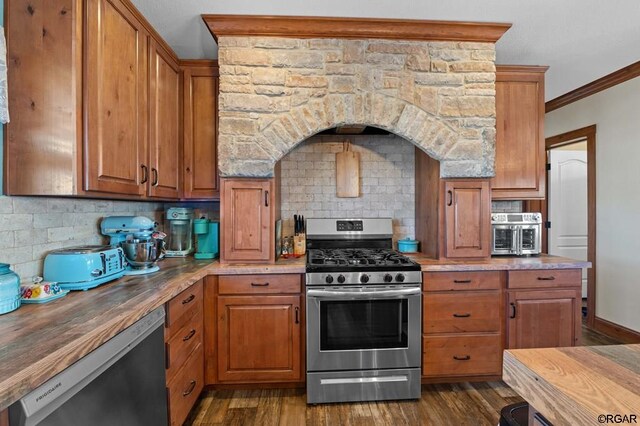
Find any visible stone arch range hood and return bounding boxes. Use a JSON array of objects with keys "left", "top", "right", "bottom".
[{"left": 203, "top": 15, "right": 511, "bottom": 178}]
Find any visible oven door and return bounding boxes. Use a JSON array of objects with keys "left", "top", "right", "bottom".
[
  {"left": 306, "top": 285, "right": 421, "bottom": 372},
  {"left": 492, "top": 224, "right": 517, "bottom": 255},
  {"left": 518, "top": 224, "right": 541, "bottom": 255}
]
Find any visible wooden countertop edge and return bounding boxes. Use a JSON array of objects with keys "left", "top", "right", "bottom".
[
  {"left": 502, "top": 349, "right": 594, "bottom": 425},
  {"left": 0, "top": 255, "right": 587, "bottom": 411}
]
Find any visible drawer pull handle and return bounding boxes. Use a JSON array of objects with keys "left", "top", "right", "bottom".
[
  {"left": 182, "top": 294, "right": 195, "bottom": 304},
  {"left": 183, "top": 329, "right": 196, "bottom": 342},
  {"left": 453, "top": 313, "right": 471, "bottom": 318},
  {"left": 182, "top": 380, "right": 197, "bottom": 397},
  {"left": 537, "top": 276, "right": 556, "bottom": 281},
  {"left": 453, "top": 355, "right": 471, "bottom": 361},
  {"left": 453, "top": 279, "right": 472, "bottom": 284},
  {"left": 251, "top": 282, "right": 270, "bottom": 287}
]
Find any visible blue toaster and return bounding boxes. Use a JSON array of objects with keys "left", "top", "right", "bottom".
[{"left": 43, "top": 245, "right": 126, "bottom": 291}]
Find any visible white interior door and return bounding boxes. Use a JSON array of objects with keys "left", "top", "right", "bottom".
[{"left": 548, "top": 149, "right": 588, "bottom": 297}]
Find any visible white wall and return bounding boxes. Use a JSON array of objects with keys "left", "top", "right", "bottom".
[{"left": 546, "top": 76, "right": 640, "bottom": 332}]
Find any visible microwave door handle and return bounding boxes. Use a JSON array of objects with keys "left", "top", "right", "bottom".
[
  {"left": 510, "top": 226, "right": 517, "bottom": 255},
  {"left": 517, "top": 227, "right": 523, "bottom": 256}
]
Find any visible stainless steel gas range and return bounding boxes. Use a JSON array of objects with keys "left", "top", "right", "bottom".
[{"left": 305, "top": 218, "right": 422, "bottom": 404}]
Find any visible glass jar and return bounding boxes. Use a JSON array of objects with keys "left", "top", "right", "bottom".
[{"left": 0, "top": 263, "right": 21, "bottom": 315}]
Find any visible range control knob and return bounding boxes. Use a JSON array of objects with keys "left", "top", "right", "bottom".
[
  {"left": 360, "top": 274, "right": 370, "bottom": 284},
  {"left": 395, "top": 273, "right": 406, "bottom": 282},
  {"left": 337, "top": 275, "right": 346, "bottom": 284},
  {"left": 383, "top": 274, "right": 393, "bottom": 283},
  {"left": 325, "top": 275, "right": 334, "bottom": 284}
]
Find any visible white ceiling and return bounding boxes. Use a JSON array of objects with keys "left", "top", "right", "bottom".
[{"left": 131, "top": 0, "right": 640, "bottom": 100}]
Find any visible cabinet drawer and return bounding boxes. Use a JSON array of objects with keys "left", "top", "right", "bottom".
[
  {"left": 423, "top": 271, "right": 502, "bottom": 291},
  {"left": 423, "top": 292, "right": 501, "bottom": 334},
  {"left": 167, "top": 348, "right": 204, "bottom": 426},
  {"left": 508, "top": 269, "right": 581, "bottom": 289},
  {"left": 422, "top": 334, "right": 502, "bottom": 377},
  {"left": 166, "top": 280, "right": 203, "bottom": 329},
  {"left": 218, "top": 274, "right": 301, "bottom": 295},
  {"left": 166, "top": 307, "right": 203, "bottom": 382}
]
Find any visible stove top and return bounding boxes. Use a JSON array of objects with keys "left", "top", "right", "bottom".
[{"left": 306, "top": 248, "right": 421, "bottom": 272}]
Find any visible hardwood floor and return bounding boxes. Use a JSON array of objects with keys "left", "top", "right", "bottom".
[
  {"left": 186, "top": 326, "right": 623, "bottom": 425},
  {"left": 185, "top": 382, "right": 523, "bottom": 426}
]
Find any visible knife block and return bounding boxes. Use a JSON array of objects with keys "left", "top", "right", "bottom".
[{"left": 293, "top": 234, "right": 306, "bottom": 257}]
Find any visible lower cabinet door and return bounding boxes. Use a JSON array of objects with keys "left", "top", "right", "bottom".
[
  {"left": 217, "top": 295, "right": 302, "bottom": 383},
  {"left": 422, "top": 334, "right": 502, "bottom": 377},
  {"left": 167, "top": 347, "right": 204, "bottom": 426},
  {"left": 507, "top": 289, "right": 580, "bottom": 349}
]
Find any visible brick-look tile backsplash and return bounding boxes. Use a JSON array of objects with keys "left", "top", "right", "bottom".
[
  {"left": 0, "top": 196, "right": 219, "bottom": 282},
  {"left": 0, "top": 196, "right": 164, "bottom": 281},
  {"left": 491, "top": 200, "right": 524, "bottom": 213},
  {"left": 280, "top": 134, "right": 415, "bottom": 244}
]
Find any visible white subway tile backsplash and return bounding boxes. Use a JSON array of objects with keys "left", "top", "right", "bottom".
[{"left": 280, "top": 134, "right": 416, "bottom": 242}]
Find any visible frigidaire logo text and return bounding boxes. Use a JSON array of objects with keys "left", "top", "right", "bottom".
[{"left": 35, "top": 382, "right": 62, "bottom": 403}]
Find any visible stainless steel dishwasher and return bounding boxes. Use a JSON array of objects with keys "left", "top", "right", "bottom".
[{"left": 9, "top": 307, "right": 168, "bottom": 426}]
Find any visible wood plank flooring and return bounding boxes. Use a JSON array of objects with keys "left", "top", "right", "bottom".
[{"left": 186, "top": 326, "right": 623, "bottom": 425}]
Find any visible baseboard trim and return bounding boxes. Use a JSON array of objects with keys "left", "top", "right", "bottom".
[{"left": 593, "top": 317, "right": 640, "bottom": 344}]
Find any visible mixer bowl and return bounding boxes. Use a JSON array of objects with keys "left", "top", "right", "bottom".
[{"left": 121, "top": 238, "right": 166, "bottom": 269}]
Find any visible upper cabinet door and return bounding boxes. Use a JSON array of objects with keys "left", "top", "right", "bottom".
[
  {"left": 492, "top": 66, "right": 547, "bottom": 200},
  {"left": 444, "top": 180, "right": 491, "bottom": 259},
  {"left": 148, "top": 41, "right": 181, "bottom": 199},
  {"left": 183, "top": 64, "right": 220, "bottom": 199},
  {"left": 84, "top": 0, "right": 147, "bottom": 195},
  {"left": 221, "top": 179, "right": 273, "bottom": 263}
]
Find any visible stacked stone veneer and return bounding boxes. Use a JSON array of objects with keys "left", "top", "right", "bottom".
[{"left": 217, "top": 37, "right": 497, "bottom": 178}]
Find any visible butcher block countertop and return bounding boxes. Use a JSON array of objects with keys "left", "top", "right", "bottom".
[
  {"left": 503, "top": 345, "right": 640, "bottom": 426},
  {"left": 0, "top": 254, "right": 586, "bottom": 411},
  {"left": 0, "top": 256, "right": 305, "bottom": 411}
]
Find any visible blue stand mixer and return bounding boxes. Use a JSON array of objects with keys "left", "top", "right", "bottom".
[{"left": 101, "top": 216, "right": 166, "bottom": 276}]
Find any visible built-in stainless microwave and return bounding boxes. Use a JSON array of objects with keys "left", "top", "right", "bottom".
[{"left": 491, "top": 213, "right": 542, "bottom": 256}]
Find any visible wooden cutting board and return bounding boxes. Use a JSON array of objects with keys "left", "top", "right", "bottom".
[{"left": 336, "top": 144, "right": 360, "bottom": 197}]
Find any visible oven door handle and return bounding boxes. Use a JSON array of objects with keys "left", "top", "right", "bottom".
[{"left": 307, "top": 287, "right": 421, "bottom": 299}]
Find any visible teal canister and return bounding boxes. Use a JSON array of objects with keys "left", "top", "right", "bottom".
[{"left": 0, "top": 263, "right": 21, "bottom": 315}]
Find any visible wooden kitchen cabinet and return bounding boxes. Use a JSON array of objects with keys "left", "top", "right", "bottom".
[
  {"left": 182, "top": 61, "right": 220, "bottom": 199},
  {"left": 443, "top": 179, "right": 491, "bottom": 259},
  {"left": 220, "top": 177, "right": 281, "bottom": 263},
  {"left": 507, "top": 269, "right": 582, "bottom": 349},
  {"left": 422, "top": 271, "right": 504, "bottom": 380},
  {"left": 5, "top": 0, "right": 214, "bottom": 201},
  {"left": 216, "top": 275, "right": 303, "bottom": 383},
  {"left": 165, "top": 280, "right": 204, "bottom": 426},
  {"left": 84, "top": 0, "right": 149, "bottom": 196},
  {"left": 148, "top": 40, "right": 181, "bottom": 199},
  {"left": 492, "top": 66, "right": 548, "bottom": 200}
]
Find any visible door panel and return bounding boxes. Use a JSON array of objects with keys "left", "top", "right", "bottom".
[
  {"left": 507, "top": 289, "right": 580, "bottom": 349},
  {"left": 217, "top": 295, "right": 302, "bottom": 382},
  {"left": 221, "top": 179, "right": 272, "bottom": 262},
  {"left": 183, "top": 65, "right": 219, "bottom": 199},
  {"left": 85, "top": 0, "right": 147, "bottom": 195},
  {"left": 148, "top": 42, "right": 180, "bottom": 199},
  {"left": 493, "top": 67, "right": 546, "bottom": 199},
  {"left": 549, "top": 149, "right": 589, "bottom": 296},
  {"left": 444, "top": 180, "right": 491, "bottom": 258}
]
